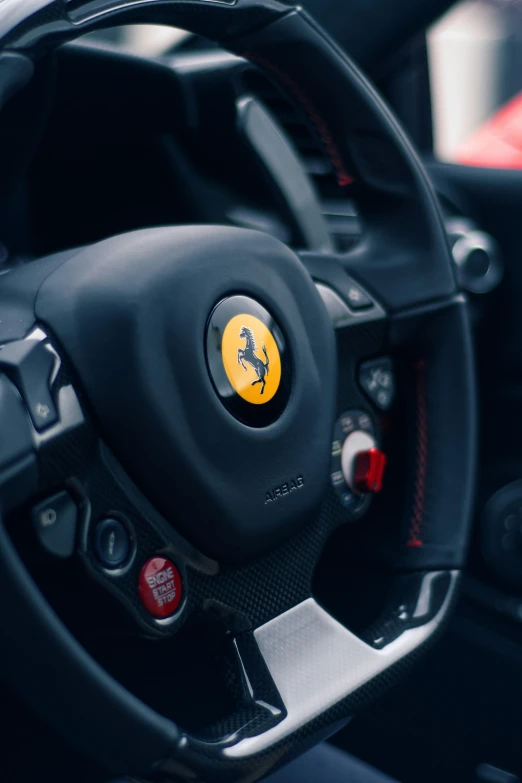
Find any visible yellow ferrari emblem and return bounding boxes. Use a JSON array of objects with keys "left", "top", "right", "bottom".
[{"left": 221, "top": 314, "right": 281, "bottom": 404}]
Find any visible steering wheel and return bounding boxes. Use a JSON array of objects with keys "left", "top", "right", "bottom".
[{"left": 0, "top": 2, "right": 476, "bottom": 781}]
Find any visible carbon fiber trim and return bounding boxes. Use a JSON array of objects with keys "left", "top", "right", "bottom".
[{"left": 226, "top": 572, "right": 458, "bottom": 757}]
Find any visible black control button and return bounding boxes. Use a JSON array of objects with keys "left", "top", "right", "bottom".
[
  {"left": 340, "top": 413, "right": 356, "bottom": 435},
  {"left": 359, "top": 357, "right": 395, "bottom": 411},
  {"left": 0, "top": 339, "right": 58, "bottom": 431},
  {"left": 345, "top": 283, "right": 373, "bottom": 311},
  {"left": 330, "top": 469, "right": 345, "bottom": 488},
  {"left": 32, "top": 491, "right": 78, "bottom": 558},
  {"left": 95, "top": 518, "right": 130, "bottom": 569},
  {"left": 357, "top": 412, "right": 373, "bottom": 431}
]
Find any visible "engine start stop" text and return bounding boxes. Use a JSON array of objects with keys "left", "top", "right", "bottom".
[{"left": 146, "top": 567, "right": 177, "bottom": 607}]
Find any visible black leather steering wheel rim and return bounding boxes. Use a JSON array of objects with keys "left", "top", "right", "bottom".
[{"left": 0, "top": 3, "right": 476, "bottom": 782}]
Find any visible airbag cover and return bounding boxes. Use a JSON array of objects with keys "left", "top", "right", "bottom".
[{"left": 35, "top": 226, "right": 336, "bottom": 562}]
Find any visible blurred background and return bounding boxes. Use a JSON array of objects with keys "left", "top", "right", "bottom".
[
  {"left": 89, "top": 0, "right": 522, "bottom": 169},
  {"left": 429, "top": 0, "right": 522, "bottom": 162}
]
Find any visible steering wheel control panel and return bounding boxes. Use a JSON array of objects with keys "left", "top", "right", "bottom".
[
  {"left": 330, "top": 408, "right": 387, "bottom": 515},
  {"left": 0, "top": 329, "right": 190, "bottom": 636},
  {"left": 358, "top": 357, "right": 395, "bottom": 411},
  {"left": 330, "top": 355, "right": 394, "bottom": 516}
]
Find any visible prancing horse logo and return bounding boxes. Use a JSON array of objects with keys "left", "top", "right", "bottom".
[
  {"left": 238, "top": 326, "right": 270, "bottom": 395},
  {"left": 218, "top": 311, "right": 282, "bottom": 405}
]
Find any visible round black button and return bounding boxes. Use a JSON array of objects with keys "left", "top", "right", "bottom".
[{"left": 95, "top": 518, "right": 130, "bottom": 569}]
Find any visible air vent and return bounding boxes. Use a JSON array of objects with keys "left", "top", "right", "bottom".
[{"left": 243, "top": 69, "right": 361, "bottom": 252}]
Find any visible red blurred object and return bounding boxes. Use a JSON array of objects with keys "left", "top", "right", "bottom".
[
  {"left": 457, "top": 91, "right": 522, "bottom": 169},
  {"left": 138, "top": 557, "right": 182, "bottom": 618},
  {"left": 354, "top": 448, "right": 387, "bottom": 494}
]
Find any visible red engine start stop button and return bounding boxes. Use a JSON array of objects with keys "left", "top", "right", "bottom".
[{"left": 138, "top": 557, "right": 183, "bottom": 619}]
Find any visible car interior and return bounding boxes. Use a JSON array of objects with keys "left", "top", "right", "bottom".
[{"left": 0, "top": 1, "right": 520, "bottom": 782}]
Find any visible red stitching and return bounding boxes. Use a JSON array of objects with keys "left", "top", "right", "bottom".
[
  {"left": 242, "top": 51, "right": 354, "bottom": 187},
  {"left": 407, "top": 360, "right": 428, "bottom": 548}
]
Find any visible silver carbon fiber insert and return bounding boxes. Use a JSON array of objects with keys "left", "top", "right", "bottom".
[{"left": 226, "top": 571, "right": 458, "bottom": 757}]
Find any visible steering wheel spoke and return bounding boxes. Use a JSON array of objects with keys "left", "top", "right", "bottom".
[
  {"left": 158, "top": 569, "right": 459, "bottom": 778},
  {"left": 225, "top": 569, "right": 458, "bottom": 757}
]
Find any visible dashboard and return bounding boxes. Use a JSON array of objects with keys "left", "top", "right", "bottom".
[{"left": 6, "top": 39, "right": 499, "bottom": 294}]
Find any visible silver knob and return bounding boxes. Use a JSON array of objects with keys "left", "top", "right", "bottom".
[{"left": 450, "top": 227, "right": 503, "bottom": 294}]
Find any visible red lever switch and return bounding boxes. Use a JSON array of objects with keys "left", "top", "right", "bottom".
[{"left": 354, "top": 448, "right": 387, "bottom": 494}]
